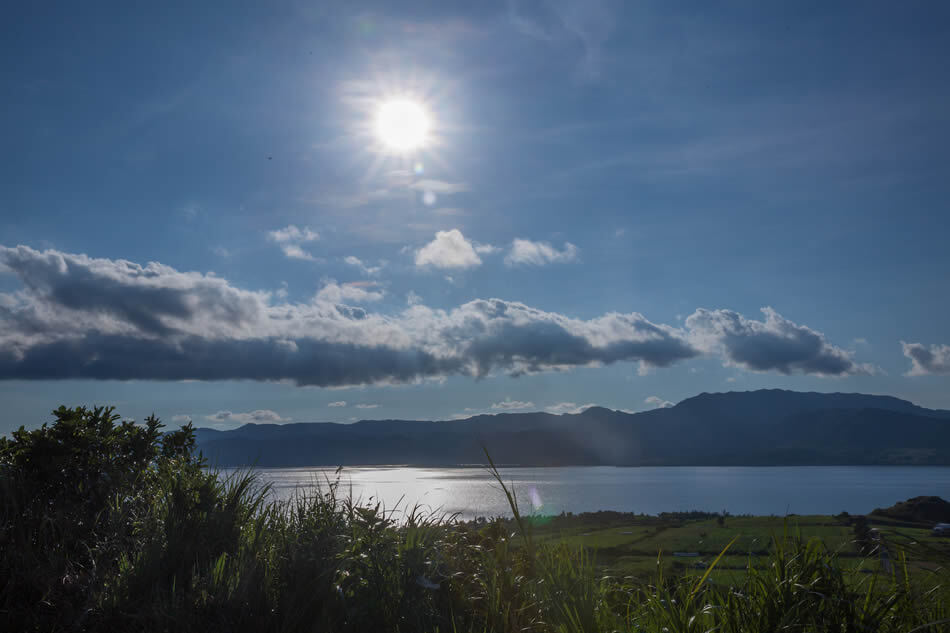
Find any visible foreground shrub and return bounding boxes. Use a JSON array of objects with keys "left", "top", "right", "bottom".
[{"left": 0, "top": 406, "right": 196, "bottom": 629}]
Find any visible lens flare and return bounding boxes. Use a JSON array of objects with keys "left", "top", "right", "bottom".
[{"left": 529, "top": 486, "right": 543, "bottom": 512}]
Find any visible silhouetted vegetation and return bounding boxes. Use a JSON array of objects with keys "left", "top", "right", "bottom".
[
  {"left": 2, "top": 407, "right": 949, "bottom": 632},
  {"left": 873, "top": 496, "right": 950, "bottom": 524}
]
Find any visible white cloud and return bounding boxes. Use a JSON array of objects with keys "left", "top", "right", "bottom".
[
  {"left": 645, "top": 396, "right": 673, "bottom": 409},
  {"left": 491, "top": 399, "right": 535, "bottom": 410},
  {"left": 355, "top": 403, "right": 380, "bottom": 409},
  {"left": 327, "top": 401, "right": 347, "bottom": 407},
  {"left": 505, "top": 239, "right": 579, "bottom": 266},
  {"left": 205, "top": 409, "right": 287, "bottom": 424},
  {"left": 686, "top": 307, "right": 874, "bottom": 376},
  {"left": 171, "top": 414, "right": 193, "bottom": 423},
  {"left": 311, "top": 188, "right": 399, "bottom": 210},
  {"left": 212, "top": 246, "right": 231, "bottom": 258},
  {"left": 415, "top": 229, "right": 483, "bottom": 269},
  {"left": 406, "top": 290, "right": 422, "bottom": 306},
  {"left": 344, "top": 255, "right": 382, "bottom": 276},
  {"left": 408, "top": 179, "right": 469, "bottom": 195},
  {"left": 474, "top": 243, "right": 500, "bottom": 254},
  {"left": 313, "top": 175, "right": 466, "bottom": 213},
  {"left": 0, "top": 245, "right": 872, "bottom": 387},
  {"left": 275, "top": 338, "right": 298, "bottom": 353},
  {"left": 268, "top": 225, "right": 319, "bottom": 243},
  {"left": 902, "top": 342, "right": 950, "bottom": 376},
  {"left": 268, "top": 225, "right": 319, "bottom": 261},
  {"left": 315, "top": 281, "right": 384, "bottom": 304},
  {"left": 280, "top": 244, "right": 316, "bottom": 261},
  {"left": 546, "top": 402, "right": 597, "bottom": 415}
]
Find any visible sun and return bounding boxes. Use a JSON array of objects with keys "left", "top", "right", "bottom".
[{"left": 374, "top": 98, "right": 430, "bottom": 152}]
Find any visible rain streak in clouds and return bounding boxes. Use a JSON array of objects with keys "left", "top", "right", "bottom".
[{"left": 0, "top": 245, "right": 872, "bottom": 386}]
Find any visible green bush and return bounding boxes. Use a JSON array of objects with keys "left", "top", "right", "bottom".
[{"left": 0, "top": 406, "right": 197, "bottom": 629}]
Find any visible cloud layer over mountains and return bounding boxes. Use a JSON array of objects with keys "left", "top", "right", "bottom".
[{"left": 0, "top": 245, "right": 876, "bottom": 386}]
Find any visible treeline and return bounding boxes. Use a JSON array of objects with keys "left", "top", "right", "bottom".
[{"left": 1, "top": 406, "right": 949, "bottom": 632}]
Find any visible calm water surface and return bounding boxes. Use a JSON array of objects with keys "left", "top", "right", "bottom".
[{"left": 229, "top": 466, "right": 950, "bottom": 520}]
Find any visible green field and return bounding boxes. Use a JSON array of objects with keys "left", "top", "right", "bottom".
[{"left": 525, "top": 512, "right": 950, "bottom": 583}]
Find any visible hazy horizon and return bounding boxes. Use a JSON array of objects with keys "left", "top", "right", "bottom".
[{"left": 188, "top": 388, "right": 946, "bottom": 430}]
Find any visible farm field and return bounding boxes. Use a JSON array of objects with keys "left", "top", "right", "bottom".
[{"left": 525, "top": 512, "right": 950, "bottom": 582}]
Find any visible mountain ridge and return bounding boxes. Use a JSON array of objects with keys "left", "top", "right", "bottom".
[{"left": 195, "top": 389, "right": 950, "bottom": 467}]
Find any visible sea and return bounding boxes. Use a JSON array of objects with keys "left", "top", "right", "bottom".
[{"left": 221, "top": 465, "right": 950, "bottom": 521}]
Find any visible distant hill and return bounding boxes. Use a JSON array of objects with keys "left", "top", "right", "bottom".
[
  {"left": 872, "top": 496, "right": 950, "bottom": 524},
  {"left": 195, "top": 389, "right": 950, "bottom": 467}
]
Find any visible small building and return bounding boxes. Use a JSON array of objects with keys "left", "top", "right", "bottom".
[{"left": 932, "top": 523, "right": 950, "bottom": 536}]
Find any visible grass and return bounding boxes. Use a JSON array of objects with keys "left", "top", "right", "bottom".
[
  {"left": 2, "top": 406, "right": 950, "bottom": 632},
  {"left": 534, "top": 515, "right": 862, "bottom": 576}
]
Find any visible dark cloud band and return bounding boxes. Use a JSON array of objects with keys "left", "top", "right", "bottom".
[{"left": 0, "top": 245, "right": 868, "bottom": 385}]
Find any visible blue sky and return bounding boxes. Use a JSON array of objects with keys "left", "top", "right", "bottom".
[{"left": 2, "top": 1, "right": 949, "bottom": 432}]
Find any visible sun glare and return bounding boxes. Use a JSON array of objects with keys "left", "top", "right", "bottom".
[{"left": 375, "top": 98, "right": 430, "bottom": 152}]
